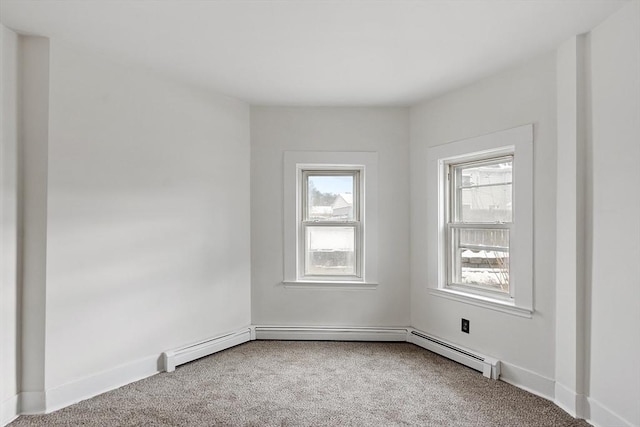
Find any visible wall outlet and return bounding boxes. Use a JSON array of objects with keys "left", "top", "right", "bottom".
[{"left": 461, "top": 318, "right": 470, "bottom": 333}]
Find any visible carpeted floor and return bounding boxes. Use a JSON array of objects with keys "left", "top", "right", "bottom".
[{"left": 11, "top": 341, "right": 590, "bottom": 426}]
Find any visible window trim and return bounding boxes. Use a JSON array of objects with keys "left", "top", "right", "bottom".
[
  {"left": 283, "top": 151, "right": 378, "bottom": 288},
  {"left": 426, "top": 125, "right": 533, "bottom": 317}
]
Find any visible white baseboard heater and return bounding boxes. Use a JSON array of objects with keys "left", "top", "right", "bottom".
[
  {"left": 254, "top": 326, "right": 408, "bottom": 342},
  {"left": 162, "top": 328, "right": 252, "bottom": 372},
  {"left": 161, "top": 327, "right": 499, "bottom": 380},
  {"left": 408, "top": 329, "right": 500, "bottom": 379}
]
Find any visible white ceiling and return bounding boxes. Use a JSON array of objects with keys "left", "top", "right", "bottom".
[{"left": 0, "top": 0, "right": 628, "bottom": 106}]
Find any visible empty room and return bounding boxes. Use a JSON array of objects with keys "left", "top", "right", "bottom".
[{"left": 1, "top": 0, "right": 639, "bottom": 426}]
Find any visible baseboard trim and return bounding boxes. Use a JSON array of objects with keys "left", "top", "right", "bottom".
[
  {"left": 43, "top": 354, "right": 160, "bottom": 414},
  {"left": 1, "top": 394, "right": 20, "bottom": 426},
  {"left": 17, "top": 391, "right": 45, "bottom": 415},
  {"left": 586, "top": 397, "right": 635, "bottom": 427},
  {"left": 498, "top": 361, "right": 555, "bottom": 401},
  {"left": 254, "top": 326, "right": 408, "bottom": 342},
  {"left": 553, "top": 382, "right": 582, "bottom": 418},
  {"left": 14, "top": 359, "right": 161, "bottom": 418}
]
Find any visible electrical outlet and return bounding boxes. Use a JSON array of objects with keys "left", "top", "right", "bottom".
[{"left": 461, "top": 318, "right": 470, "bottom": 333}]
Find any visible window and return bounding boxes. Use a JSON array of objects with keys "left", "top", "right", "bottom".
[
  {"left": 426, "top": 125, "right": 533, "bottom": 317},
  {"left": 302, "top": 170, "right": 361, "bottom": 278},
  {"left": 446, "top": 156, "right": 512, "bottom": 296},
  {"left": 284, "top": 151, "right": 378, "bottom": 287}
]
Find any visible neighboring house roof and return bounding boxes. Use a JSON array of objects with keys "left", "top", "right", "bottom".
[{"left": 332, "top": 193, "right": 353, "bottom": 210}]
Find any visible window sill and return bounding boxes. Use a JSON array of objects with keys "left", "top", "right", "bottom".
[
  {"left": 282, "top": 280, "right": 378, "bottom": 290},
  {"left": 428, "top": 288, "right": 533, "bottom": 318}
]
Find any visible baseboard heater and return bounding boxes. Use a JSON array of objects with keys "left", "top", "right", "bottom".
[
  {"left": 162, "top": 328, "right": 252, "bottom": 372},
  {"left": 254, "top": 326, "right": 408, "bottom": 342},
  {"left": 408, "top": 329, "right": 500, "bottom": 379}
]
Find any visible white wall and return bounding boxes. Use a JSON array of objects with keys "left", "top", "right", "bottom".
[
  {"left": 586, "top": 2, "right": 640, "bottom": 426},
  {"left": 251, "top": 107, "right": 410, "bottom": 327},
  {"left": 410, "top": 53, "right": 558, "bottom": 389},
  {"left": 19, "top": 36, "right": 50, "bottom": 410},
  {"left": 0, "top": 24, "right": 20, "bottom": 425},
  {"left": 37, "top": 39, "right": 251, "bottom": 394},
  {"left": 554, "top": 34, "right": 587, "bottom": 417}
]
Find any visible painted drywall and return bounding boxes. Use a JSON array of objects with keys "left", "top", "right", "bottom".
[
  {"left": 38, "top": 39, "right": 251, "bottom": 390},
  {"left": 410, "top": 53, "right": 558, "bottom": 383},
  {"left": 586, "top": 2, "right": 640, "bottom": 425},
  {"left": 251, "top": 107, "right": 410, "bottom": 327},
  {"left": 554, "top": 35, "right": 587, "bottom": 416},
  {"left": 0, "top": 25, "right": 20, "bottom": 424},
  {"left": 19, "top": 36, "right": 49, "bottom": 404}
]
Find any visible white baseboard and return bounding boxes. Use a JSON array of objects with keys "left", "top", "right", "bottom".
[
  {"left": 550, "top": 382, "right": 634, "bottom": 427},
  {"left": 44, "top": 354, "right": 160, "bottom": 414},
  {"left": 553, "top": 381, "right": 583, "bottom": 418},
  {"left": 163, "top": 328, "right": 252, "bottom": 372},
  {"left": 12, "top": 360, "right": 160, "bottom": 418},
  {"left": 1, "top": 394, "right": 20, "bottom": 426},
  {"left": 254, "top": 326, "right": 408, "bottom": 342},
  {"left": 499, "top": 365, "right": 632, "bottom": 426},
  {"left": 8, "top": 327, "right": 253, "bottom": 420},
  {"left": 18, "top": 392, "right": 45, "bottom": 415},
  {"left": 498, "top": 361, "right": 555, "bottom": 401},
  {"left": 586, "top": 397, "right": 636, "bottom": 427}
]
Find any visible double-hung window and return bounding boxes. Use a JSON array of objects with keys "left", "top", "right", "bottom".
[
  {"left": 301, "top": 170, "right": 361, "bottom": 279},
  {"left": 446, "top": 156, "right": 513, "bottom": 296},
  {"left": 283, "top": 151, "right": 378, "bottom": 287},
  {"left": 426, "top": 125, "right": 533, "bottom": 317}
]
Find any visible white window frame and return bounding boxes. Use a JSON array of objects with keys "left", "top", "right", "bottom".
[
  {"left": 284, "top": 151, "right": 378, "bottom": 288},
  {"left": 426, "top": 125, "right": 533, "bottom": 317},
  {"left": 446, "top": 154, "right": 513, "bottom": 299},
  {"left": 301, "top": 169, "right": 362, "bottom": 280}
]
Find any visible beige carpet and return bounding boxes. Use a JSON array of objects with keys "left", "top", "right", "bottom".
[{"left": 11, "top": 341, "right": 590, "bottom": 426}]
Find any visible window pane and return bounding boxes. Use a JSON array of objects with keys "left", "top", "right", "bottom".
[
  {"left": 450, "top": 227, "right": 509, "bottom": 293},
  {"left": 460, "top": 184, "right": 512, "bottom": 222},
  {"left": 307, "top": 175, "right": 355, "bottom": 221},
  {"left": 456, "top": 160, "right": 512, "bottom": 223},
  {"left": 305, "top": 226, "right": 355, "bottom": 276}
]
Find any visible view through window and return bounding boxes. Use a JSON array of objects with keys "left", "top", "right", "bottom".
[
  {"left": 302, "top": 171, "right": 360, "bottom": 278},
  {"left": 448, "top": 156, "right": 512, "bottom": 294}
]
